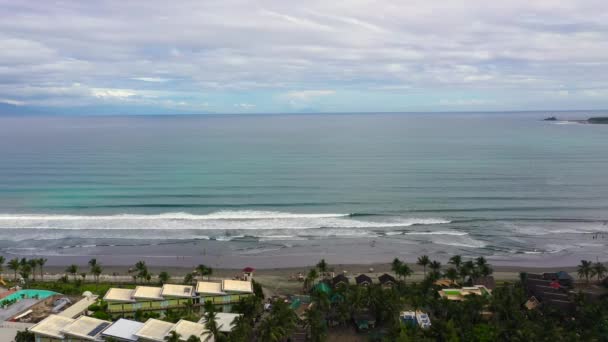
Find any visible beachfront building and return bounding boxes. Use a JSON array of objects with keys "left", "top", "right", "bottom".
[
  {"left": 103, "top": 280, "right": 253, "bottom": 315},
  {"left": 30, "top": 315, "right": 212, "bottom": 342},
  {"left": 331, "top": 274, "right": 349, "bottom": 289},
  {"left": 199, "top": 312, "right": 242, "bottom": 333},
  {"left": 355, "top": 274, "right": 373, "bottom": 286},
  {"left": 378, "top": 273, "right": 396, "bottom": 288},
  {"left": 29, "top": 314, "right": 110, "bottom": 342},
  {"left": 399, "top": 311, "right": 432, "bottom": 329},
  {"left": 438, "top": 285, "right": 492, "bottom": 301}
]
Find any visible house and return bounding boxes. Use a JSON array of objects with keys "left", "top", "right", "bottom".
[
  {"left": 400, "top": 311, "right": 417, "bottom": 327},
  {"left": 540, "top": 271, "right": 573, "bottom": 288},
  {"left": 524, "top": 296, "right": 541, "bottom": 310},
  {"left": 242, "top": 267, "right": 255, "bottom": 281},
  {"left": 378, "top": 273, "right": 396, "bottom": 288},
  {"left": 101, "top": 318, "right": 144, "bottom": 342},
  {"left": 332, "top": 274, "right": 349, "bottom": 288},
  {"left": 355, "top": 274, "right": 372, "bottom": 286},
  {"left": 523, "top": 272, "right": 575, "bottom": 312},
  {"left": 473, "top": 276, "right": 496, "bottom": 290},
  {"left": 415, "top": 311, "right": 431, "bottom": 329}
]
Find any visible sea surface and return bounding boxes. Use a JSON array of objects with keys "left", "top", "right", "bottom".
[{"left": 1, "top": 112, "right": 607, "bottom": 266}]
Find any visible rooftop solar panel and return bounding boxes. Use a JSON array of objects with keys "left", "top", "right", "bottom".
[{"left": 88, "top": 322, "right": 111, "bottom": 336}]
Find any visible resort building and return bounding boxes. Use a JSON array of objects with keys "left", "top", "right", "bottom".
[
  {"left": 399, "top": 311, "right": 432, "bottom": 329},
  {"left": 438, "top": 285, "right": 492, "bottom": 301},
  {"left": 100, "top": 318, "right": 144, "bottom": 342},
  {"left": 30, "top": 315, "right": 212, "bottom": 342},
  {"left": 103, "top": 280, "right": 253, "bottom": 315},
  {"left": 378, "top": 273, "right": 396, "bottom": 288},
  {"left": 331, "top": 274, "right": 349, "bottom": 288},
  {"left": 199, "top": 312, "right": 241, "bottom": 333},
  {"left": 355, "top": 274, "right": 373, "bottom": 286}
]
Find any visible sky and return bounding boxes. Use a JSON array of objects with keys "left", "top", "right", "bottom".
[{"left": 1, "top": 0, "right": 608, "bottom": 114}]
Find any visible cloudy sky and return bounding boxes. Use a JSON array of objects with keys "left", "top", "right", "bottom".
[{"left": 1, "top": 0, "right": 607, "bottom": 114}]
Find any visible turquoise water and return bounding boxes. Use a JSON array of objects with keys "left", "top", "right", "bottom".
[
  {"left": 1, "top": 290, "right": 58, "bottom": 303},
  {"left": 0, "top": 112, "right": 607, "bottom": 259}
]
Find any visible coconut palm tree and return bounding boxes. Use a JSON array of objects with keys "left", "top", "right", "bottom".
[
  {"left": 391, "top": 258, "right": 403, "bottom": 276},
  {"left": 398, "top": 264, "right": 413, "bottom": 284},
  {"left": 448, "top": 255, "right": 463, "bottom": 271},
  {"left": 592, "top": 262, "right": 607, "bottom": 283},
  {"left": 0, "top": 256, "right": 5, "bottom": 277},
  {"left": 445, "top": 267, "right": 459, "bottom": 285},
  {"left": 164, "top": 330, "right": 181, "bottom": 342},
  {"left": 197, "top": 264, "right": 213, "bottom": 280},
  {"left": 186, "top": 336, "right": 202, "bottom": 342},
  {"left": 417, "top": 255, "right": 430, "bottom": 277},
  {"left": 316, "top": 259, "right": 328, "bottom": 278},
  {"left": 578, "top": 260, "right": 593, "bottom": 283},
  {"left": 305, "top": 268, "right": 318, "bottom": 291},
  {"left": 203, "top": 300, "right": 220, "bottom": 341},
  {"left": 429, "top": 260, "right": 442, "bottom": 273},
  {"left": 66, "top": 264, "right": 78, "bottom": 282},
  {"left": 37, "top": 258, "right": 47, "bottom": 281},
  {"left": 88, "top": 258, "right": 97, "bottom": 268},
  {"left": 8, "top": 258, "right": 20, "bottom": 281},
  {"left": 27, "top": 259, "right": 38, "bottom": 282},
  {"left": 19, "top": 264, "right": 32, "bottom": 283},
  {"left": 184, "top": 273, "right": 194, "bottom": 285},
  {"left": 91, "top": 264, "right": 103, "bottom": 284},
  {"left": 158, "top": 271, "right": 170, "bottom": 284}
]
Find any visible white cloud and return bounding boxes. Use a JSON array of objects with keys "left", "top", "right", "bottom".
[
  {"left": 132, "top": 77, "right": 170, "bottom": 83},
  {"left": 91, "top": 88, "right": 137, "bottom": 99},
  {"left": 0, "top": 98, "right": 25, "bottom": 106},
  {"left": 284, "top": 90, "right": 335, "bottom": 101},
  {"left": 234, "top": 103, "right": 256, "bottom": 108}
]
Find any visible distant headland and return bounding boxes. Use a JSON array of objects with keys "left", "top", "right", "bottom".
[{"left": 544, "top": 116, "right": 608, "bottom": 124}]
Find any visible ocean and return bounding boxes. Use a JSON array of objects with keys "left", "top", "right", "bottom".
[{"left": 1, "top": 112, "right": 607, "bottom": 267}]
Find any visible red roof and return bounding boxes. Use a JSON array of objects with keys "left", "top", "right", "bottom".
[{"left": 243, "top": 267, "right": 255, "bottom": 272}]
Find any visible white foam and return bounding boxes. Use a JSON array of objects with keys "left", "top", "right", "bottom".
[
  {"left": 405, "top": 231, "right": 468, "bottom": 236},
  {"left": 0, "top": 211, "right": 450, "bottom": 231}
]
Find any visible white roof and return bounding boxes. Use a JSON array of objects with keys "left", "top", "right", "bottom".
[
  {"left": 222, "top": 279, "right": 253, "bottom": 293},
  {"left": 62, "top": 316, "right": 112, "bottom": 341},
  {"left": 133, "top": 286, "right": 163, "bottom": 300},
  {"left": 101, "top": 318, "right": 144, "bottom": 342},
  {"left": 135, "top": 319, "right": 175, "bottom": 342},
  {"left": 200, "top": 313, "right": 241, "bottom": 333},
  {"left": 172, "top": 319, "right": 211, "bottom": 341},
  {"left": 162, "top": 284, "right": 194, "bottom": 298},
  {"left": 30, "top": 315, "right": 75, "bottom": 339},
  {"left": 104, "top": 288, "right": 135, "bottom": 302},
  {"left": 196, "top": 281, "right": 225, "bottom": 295}
]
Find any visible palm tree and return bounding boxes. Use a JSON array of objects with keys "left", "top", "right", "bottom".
[
  {"left": 186, "top": 336, "right": 202, "bottom": 342},
  {"left": 27, "top": 259, "right": 38, "bottom": 282},
  {"left": 398, "top": 264, "right": 413, "bottom": 284},
  {"left": 429, "top": 260, "right": 442, "bottom": 273},
  {"left": 66, "top": 264, "right": 78, "bottom": 282},
  {"left": 91, "top": 264, "right": 103, "bottom": 284},
  {"left": 316, "top": 259, "right": 328, "bottom": 278},
  {"left": 306, "top": 268, "right": 318, "bottom": 290},
  {"left": 445, "top": 267, "right": 459, "bottom": 285},
  {"left": 14, "top": 329, "right": 35, "bottom": 342},
  {"left": 203, "top": 300, "right": 220, "bottom": 341},
  {"left": 88, "top": 258, "right": 97, "bottom": 268},
  {"left": 417, "top": 255, "right": 430, "bottom": 277},
  {"left": 592, "top": 262, "right": 607, "bottom": 282},
  {"left": 37, "top": 258, "right": 47, "bottom": 281},
  {"left": 391, "top": 258, "right": 403, "bottom": 276},
  {"left": 159, "top": 271, "right": 170, "bottom": 284},
  {"left": 448, "top": 255, "right": 463, "bottom": 271},
  {"left": 578, "top": 260, "right": 593, "bottom": 283},
  {"left": 0, "top": 256, "right": 5, "bottom": 277},
  {"left": 197, "top": 264, "right": 213, "bottom": 280},
  {"left": 164, "top": 330, "right": 181, "bottom": 342},
  {"left": 8, "top": 258, "right": 20, "bottom": 281},
  {"left": 19, "top": 264, "right": 32, "bottom": 283},
  {"left": 184, "top": 273, "right": 194, "bottom": 285}
]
